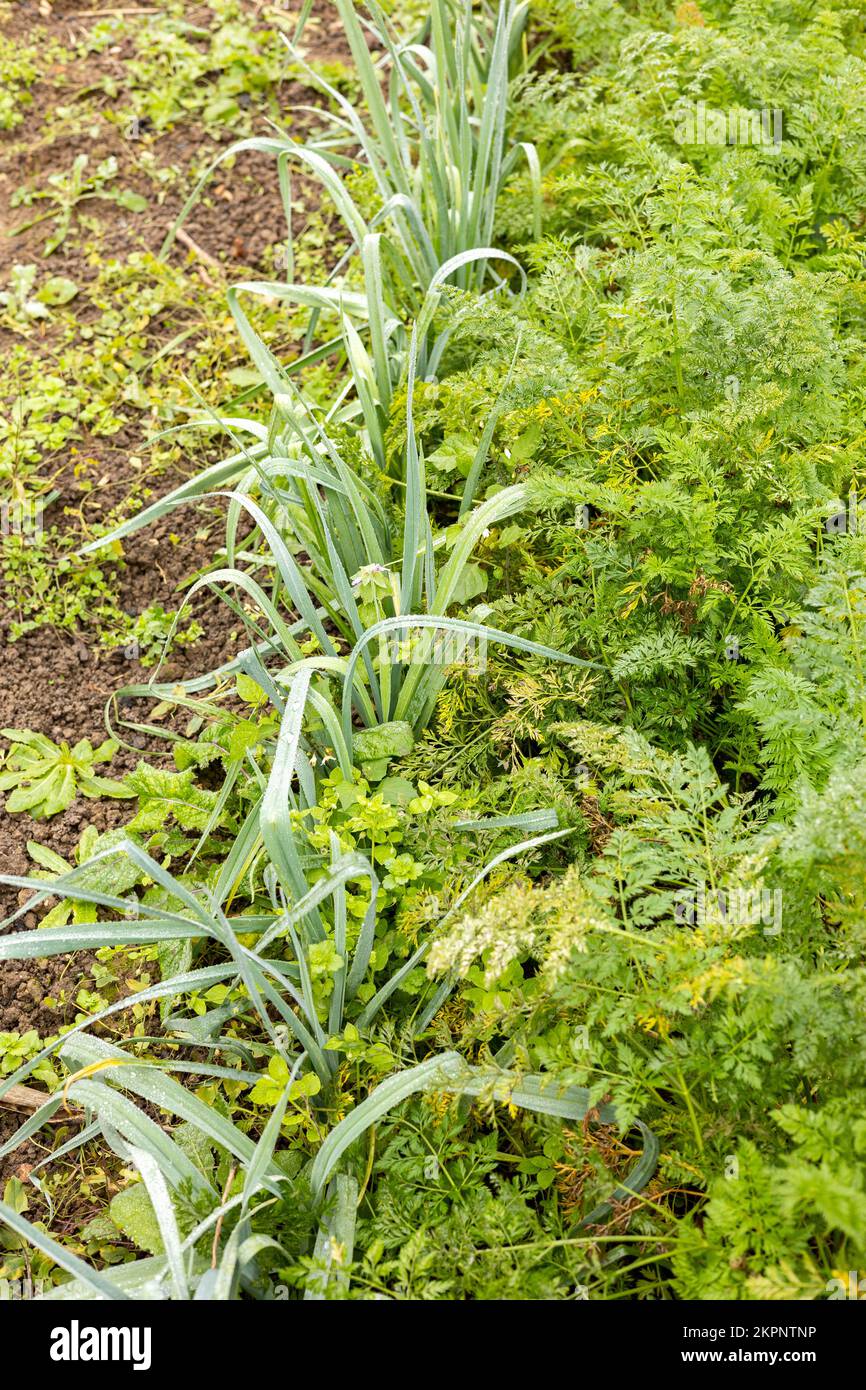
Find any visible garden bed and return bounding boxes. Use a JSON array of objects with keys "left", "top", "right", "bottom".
[{"left": 1, "top": 0, "right": 865, "bottom": 1310}]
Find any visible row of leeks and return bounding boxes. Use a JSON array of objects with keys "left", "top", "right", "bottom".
[{"left": 0, "top": 0, "right": 657, "bottom": 1298}]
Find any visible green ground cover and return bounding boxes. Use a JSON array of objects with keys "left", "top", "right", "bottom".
[{"left": 1, "top": 0, "right": 866, "bottom": 1302}]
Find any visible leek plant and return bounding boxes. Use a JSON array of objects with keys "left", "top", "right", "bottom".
[
  {"left": 137, "top": 0, "right": 538, "bottom": 485},
  {"left": 101, "top": 332, "right": 592, "bottom": 760},
  {"left": 0, "top": 821, "right": 657, "bottom": 1301},
  {"left": 90, "top": 0, "right": 538, "bottom": 532},
  {"left": 168, "top": 0, "right": 539, "bottom": 301},
  {"left": 0, "top": 1, "right": 657, "bottom": 1299},
  {"left": 0, "top": 740, "right": 656, "bottom": 1299}
]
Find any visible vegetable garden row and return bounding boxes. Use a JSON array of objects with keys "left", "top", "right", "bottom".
[{"left": 1, "top": 0, "right": 865, "bottom": 1303}]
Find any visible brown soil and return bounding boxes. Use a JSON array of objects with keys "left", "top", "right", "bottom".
[
  {"left": 0, "top": 0, "right": 352, "bottom": 1182},
  {"left": 0, "top": 0, "right": 350, "bottom": 281}
]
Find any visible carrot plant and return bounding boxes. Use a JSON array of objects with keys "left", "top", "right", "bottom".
[{"left": 3, "top": 0, "right": 866, "bottom": 1303}]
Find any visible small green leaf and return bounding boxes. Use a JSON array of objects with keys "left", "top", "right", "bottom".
[
  {"left": 353, "top": 720, "right": 415, "bottom": 765},
  {"left": 37, "top": 276, "right": 78, "bottom": 306},
  {"left": 114, "top": 189, "right": 147, "bottom": 213},
  {"left": 377, "top": 776, "right": 417, "bottom": 807},
  {"left": 109, "top": 1185, "right": 164, "bottom": 1256}
]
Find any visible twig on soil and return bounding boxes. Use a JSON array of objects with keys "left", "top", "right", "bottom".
[
  {"left": 211, "top": 1163, "right": 238, "bottom": 1267},
  {"left": 75, "top": 8, "right": 160, "bottom": 15},
  {"left": 174, "top": 226, "right": 223, "bottom": 286},
  {"left": 1, "top": 1083, "right": 82, "bottom": 1120}
]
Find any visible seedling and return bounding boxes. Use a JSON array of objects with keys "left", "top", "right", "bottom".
[
  {"left": 10, "top": 155, "right": 147, "bottom": 254},
  {"left": 0, "top": 730, "right": 134, "bottom": 819},
  {"left": 0, "top": 264, "right": 77, "bottom": 329}
]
